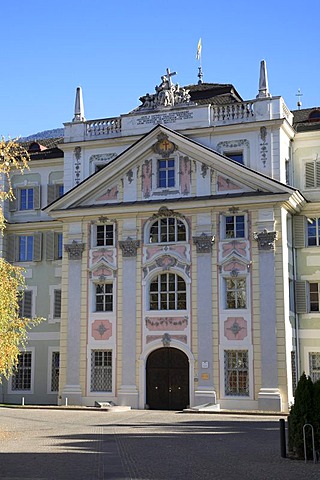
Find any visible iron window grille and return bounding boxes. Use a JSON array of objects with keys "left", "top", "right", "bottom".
[
  {"left": 12, "top": 352, "right": 32, "bottom": 391},
  {"left": 224, "top": 350, "right": 249, "bottom": 396},
  {"left": 91, "top": 350, "right": 112, "bottom": 392}
]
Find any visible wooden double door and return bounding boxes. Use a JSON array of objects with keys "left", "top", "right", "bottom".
[{"left": 146, "top": 348, "right": 189, "bottom": 410}]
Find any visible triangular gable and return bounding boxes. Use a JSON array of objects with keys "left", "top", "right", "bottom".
[{"left": 44, "top": 124, "right": 304, "bottom": 215}]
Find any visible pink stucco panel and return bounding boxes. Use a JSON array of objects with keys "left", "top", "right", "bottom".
[
  {"left": 92, "top": 319, "right": 112, "bottom": 340},
  {"left": 222, "top": 241, "right": 247, "bottom": 258},
  {"left": 224, "top": 317, "right": 247, "bottom": 340},
  {"left": 217, "top": 175, "right": 241, "bottom": 191},
  {"left": 180, "top": 157, "right": 191, "bottom": 194},
  {"left": 142, "top": 160, "right": 152, "bottom": 198},
  {"left": 92, "top": 249, "right": 114, "bottom": 265},
  {"left": 96, "top": 185, "right": 118, "bottom": 201}
]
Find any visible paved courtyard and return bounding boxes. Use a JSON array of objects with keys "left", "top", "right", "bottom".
[{"left": 0, "top": 407, "right": 319, "bottom": 479}]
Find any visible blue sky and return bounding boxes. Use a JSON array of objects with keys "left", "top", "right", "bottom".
[{"left": 1, "top": 0, "right": 319, "bottom": 138}]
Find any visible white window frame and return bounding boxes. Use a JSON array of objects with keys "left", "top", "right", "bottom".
[
  {"left": 148, "top": 216, "right": 188, "bottom": 244},
  {"left": 47, "top": 347, "right": 60, "bottom": 394},
  {"left": 224, "top": 277, "right": 247, "bottom": 310},
  {"left": 145, "top": 270, "right": 190, "bottom": 313},
  {"left": 152, "top": 155, "right": 179, "bottom": 192},
  {"left": 221, "top": 214, "right": 246, "bottom": 240},
  {"left": 223, "top": 349, "right": 250, "bottom": 397},
  {"left": 92, "top": 223, "right": 115, "bottom": 248},
  {"left": 9, "top": 347, "right": 35, "bottom": 394},
  {"left": 19, "top": 187, "right": 35, "bottom": 210},
  {"left": 307, "top": 217, "right": 320, "bottom": 246},
  {"left": 93, "top": 281, "right": 114, "bottom": 313}
]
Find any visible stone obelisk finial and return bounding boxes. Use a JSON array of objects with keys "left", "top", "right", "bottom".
[
  {"left": 257, "top": 60, "right": 271, "bottom": 98},
  {"left": 73, "top": 86, "right": 85, "bottom": 122}
]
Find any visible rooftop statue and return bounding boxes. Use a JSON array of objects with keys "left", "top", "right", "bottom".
[{"left": 138, "top": 68, "right": 191, "bottom": 110}]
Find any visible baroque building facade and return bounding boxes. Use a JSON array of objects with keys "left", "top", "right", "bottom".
[{"left": 1, "top": 61, "right": 320, "bottom": 412}]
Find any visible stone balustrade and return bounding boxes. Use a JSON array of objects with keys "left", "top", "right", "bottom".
[
  {"left": 86, "top": 117, "right": 122, "bottom": 137},
  {"left": 80, "top": 98, "right": 291, "bottom": 140},
  {"left": 212, "top": 102, "right": 255, "bottom": 123}
]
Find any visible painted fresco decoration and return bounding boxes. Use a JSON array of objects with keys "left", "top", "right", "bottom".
[
  {"left": 217, "top": 175, "right": 243, "bottom": 192},
  {"left": 179, "top": 156, "right": 191, "bottom": 194},
  {"left": 221, "top": 240, "right": 247, "bottom": 258},
  {"left": 145, "top": 316, "right": 188, "bottom": 331},
  {"left": 142, "top": 159, "right": 152, "bottom": 198},
  {"left": 95, "top": 185, "right": 119, "bottom": 202}
]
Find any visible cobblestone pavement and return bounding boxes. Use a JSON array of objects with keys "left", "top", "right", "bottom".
[{"left": 0, "top": 407, "right": 319, "bottom": 479}]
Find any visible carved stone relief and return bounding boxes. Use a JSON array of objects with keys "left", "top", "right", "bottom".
[
  {"left": 193, "top": 233, "right": 214, "bottom": 253},
  {"left": 64, "top": 241, "right": 85, "bottom": 260},
  {"left": 74, "top": 147, "right": 82, "bottom": 185},
  {"left": 119, "top": 237, "right": 140, "bottom": 257},
  {"left": 253, "top": 229, "right": 277, "bottom": 251}
]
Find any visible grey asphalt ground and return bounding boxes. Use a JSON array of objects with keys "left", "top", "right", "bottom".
[{"left": 0, "top": 408, "right": 319, "bottom": 480}]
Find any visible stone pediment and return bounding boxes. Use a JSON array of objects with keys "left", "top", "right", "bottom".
[{"left": 45, "top": 125, "right": 304, "bottom": 216}]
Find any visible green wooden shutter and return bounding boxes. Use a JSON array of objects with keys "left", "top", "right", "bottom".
[
  {"left": 33, "top": 233, "right": 42, "bottom": 261},
  {"left": 33, "top": 186, "right": 41, "bottom": 210},
  {"left": 293, "top": 216, "right": 305, "bottom": 248},
  {"left": 46, "top": 232, "right": 55, "bottom": 261},
  {"left": 7, "top": 235, "right": 17, "bottom": 262},
  {"left": 9, "top": 188, "right": 18, "bottom": 212},
  {"left": 295, "top": 281, "right": 307, "bottom": 313},
  {"left": 305, "top": 163, "right": 315, "bottom": 188},
  {"left": 54, "top": 289, "right": 61, "bottom": 318},
  {"left": 316, "top": 162, "right": 320, "bottom": 187},
  {"left": 47, "top": 184, "right": 55, "bottom": 205},
  {"left": 23, "top": 291, "right": 33, "bottom": 318}
]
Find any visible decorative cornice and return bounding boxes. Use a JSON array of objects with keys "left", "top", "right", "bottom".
[
  {"left": 193, "top": 233, "right": 214, "bottom": 253},
  {"left": 119, "top": 237, "right": 140, "bottom": 257},
  {"left": 151, "top": 206, "right": 186, "bottom": 221},
  {"left": 64, "top": 241, "right": 85, "bottom": 260},
  {"left": 253, "top": 229, "right": 277, "bottom": 251}
]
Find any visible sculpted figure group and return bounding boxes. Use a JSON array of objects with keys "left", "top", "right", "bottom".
[{"left": 139, "top": 71, "right": 191, "bottom": 110}]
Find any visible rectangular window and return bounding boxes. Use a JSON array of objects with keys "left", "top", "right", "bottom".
[
  {"left": 20, "top": 188, "right": 34, "bottom": 210},
  {"left": 225, "top": 215, "right": 245, "bottom": 239},
  {"left": 158, "top": 159, "right": 175, "bottom": 188},
  {"left": 51, "top": 352, "right": 60, "bottom": 392},
  {"left": 18, "top": 290, "right": 33, "bottom": 318},
  {"left": 309, "top": 283, "right": 320, "bottom": 312},
  {"left": 19, "top": 235, "right": 34, "bottom": 261},
  {"left": 12, "top": 352, "right": 32, "bottom": 391},
  {"left": 57, "top": 233, "right": 63, "bottom": 259},
  {"left": 224, "top": 350, "right": 249, "bottom": 396},
  {"left": 91, "top": 350, "right": 112, "bottom": 392},
  {"left": 95, "top": 284, "right": 113, "bottom": 311},
  {"left": 225, "top": 151, "right": 244, "bottom": 164},
  {"left": 225, "top": 278, "right": 246, "bottom": 309},
  {"left": 307, "top": 218, "right": 320, "bottom": 246},
  {"left": 309, "top": 352, "right": 320, "bottom": 382},
  {"left": 96, "top": 224, "right": 114, "bottom": 247}
]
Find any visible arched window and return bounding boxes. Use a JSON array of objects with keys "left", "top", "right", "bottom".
[
  {"left": 149, "top": 273, "right": 186, "bottom": 310},
  {"left": 149, "top": 217, "right": 186, "bottom": 243}
]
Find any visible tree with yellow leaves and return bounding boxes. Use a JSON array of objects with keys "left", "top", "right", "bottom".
[{"left": 0, "top": 138, "right": 43, "bottom": 380}]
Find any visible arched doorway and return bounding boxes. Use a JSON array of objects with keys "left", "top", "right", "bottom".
[{"left": 146, "top": 347, "right": 189, "bottom": 410}]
